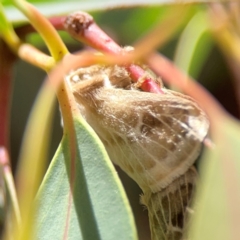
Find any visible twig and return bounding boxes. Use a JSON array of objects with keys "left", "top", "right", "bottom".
[
  {"left": 0, "top": 147, "right": 21, "bottom": 225},
  {"left": 64, "top": 11, "right": 163, "bottom": 93}
]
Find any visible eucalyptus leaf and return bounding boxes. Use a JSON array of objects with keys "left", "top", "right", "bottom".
[
  {"left": 189, "top": 116, "right": 240, "bottom": 240},
  {"left": 36, "top": 116, "right": 137, "bottom": 240},
  {"left": 3, "top": 0, "right": 216, "bottom": 24},
  {"left": 174, "top": 11, "right": 213, "bottom": 78}
]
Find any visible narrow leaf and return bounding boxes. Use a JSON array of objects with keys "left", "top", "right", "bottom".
[
  {"left": 189, "top": 116, "right": 240, "bottom": 240},
  {"left": 36, "top": 116, "right": 137, "bottom": 240},
  {"left": 174, "top": 11, "right": 213, "bottom": 78}
]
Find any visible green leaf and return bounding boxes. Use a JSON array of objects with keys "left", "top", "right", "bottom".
[
  {"left": 174, "top": 11, "right": 213, "bottom": 78},
  {"left": 189, "top": 116, "right": 240, "bottom": 240},
  {"left": 35, "top": 116, "right": 137, "bottom": 240},
  {"left": 3, "top": 0, "right": 210, "bottom": 25},
  {"left": 2, "top": 1, "right": 162, "bottom": 24}
]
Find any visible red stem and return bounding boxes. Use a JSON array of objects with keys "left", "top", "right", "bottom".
[
  {"left": 63, "top": 12, "right": 163, "bottom": 94},
  {"left": 13, "top": 14, "right": 164, "bottom": 94},
  {"left": 15, "top": 16, "right": 68, "bottom": 37},
  {"left": 17, "top": 14, "right": 164, "bottom": 94},
  {"left": 0, "top": 40, "right": 16, "bottom": 150},
  {"left": 127, "top": 64, "right": 164, "bottom": 93},
  {"left": 63, "top": 12, "right": 121, "bottom": 54}
]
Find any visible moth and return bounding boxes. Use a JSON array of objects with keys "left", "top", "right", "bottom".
[{"left": 66, "top": 64, "right": 209, "bottom": 240}]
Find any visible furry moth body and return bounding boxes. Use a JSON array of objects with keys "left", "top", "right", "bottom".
[{"left": 67, "top": 65, "right": 209, "bottom": 240}]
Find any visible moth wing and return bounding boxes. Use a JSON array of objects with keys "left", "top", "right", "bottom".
[{"left": 78, "top": 87, "right": 209, "bottom": 192}]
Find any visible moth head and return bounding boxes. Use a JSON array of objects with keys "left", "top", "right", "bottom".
[
  {"left": 66, "top": 65, "right": 134, "bottom": 95},
  {"left": 66, "top": 65, "right": 106, "bottom": 93}
]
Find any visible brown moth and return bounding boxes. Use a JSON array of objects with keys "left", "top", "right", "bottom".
[{"left": 66, "top": 64, "right": 209, "bottom": 240}]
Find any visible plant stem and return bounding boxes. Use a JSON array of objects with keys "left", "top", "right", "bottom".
[
  {"left": 0, "top": 40, "right": 16, "bottom": 149},
  {"left": 64, "top": 11, "right": 163, "bottom": 93},
  {"left": 0, "top": 39, "right": 20, "bottom": 233},
  {"left": 0, "top": 147, "right": 21, "bottom": 225},
  {"left": 133, "top": 6, "right": 190, "bottom": 58},
  {"left": 18, "top": 44, "right": 55, "bottom": 72},
  {"left": 126, "top": 64, "right": 163, "bottom": 93},
  {"left": 0, "top": 2, "right": 21, "bottom": 52},
  {"left": 210, "top": 4, "right": 240, "bottom": 64},
  {"left": 12, "top": 0, "right": 68, "bottom": 61},
  {"left": 64, "top": 12, "right": 121, "bottom": 54},
  {"left": 0, "top": 3, "right": 56, "bottom": 71}
]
